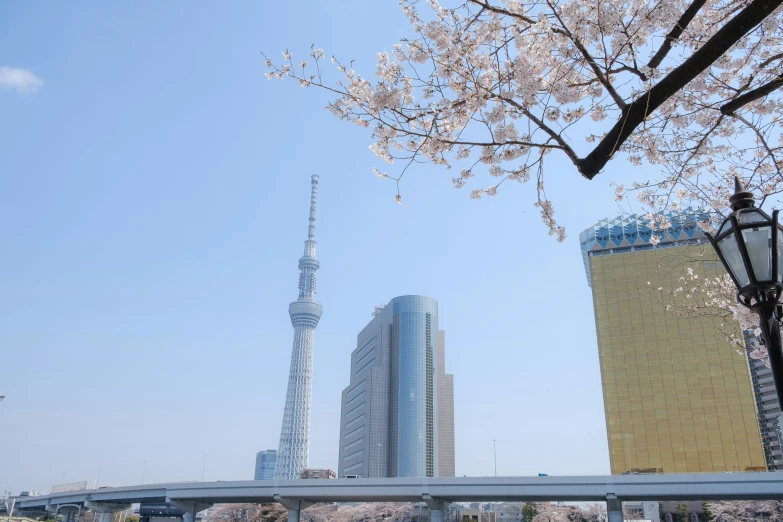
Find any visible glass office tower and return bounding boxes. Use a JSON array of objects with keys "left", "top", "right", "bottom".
[
  {"left": 581, "top": 213, "right": 766, "bottom": 474},
  {"left": 254, "top": 450, "right": 277, "bottom": 480},
  {"left": 392, "top": 295, "right": 439, "bottom": 477},
  {"left": 337, "top": 295, "right": 455, "bottom": 478}
]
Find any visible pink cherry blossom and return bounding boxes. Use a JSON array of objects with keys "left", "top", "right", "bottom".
[{"left": 262, "top": 0, "right": 783, "bottom": 241}]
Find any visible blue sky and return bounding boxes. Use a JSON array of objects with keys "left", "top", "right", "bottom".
[{"left": 0, "top": 1, "right": 653, "bottom": 492}]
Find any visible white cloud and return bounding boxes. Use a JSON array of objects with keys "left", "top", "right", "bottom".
[{"left": 0, "top": 66, "right": 43, "bottom": 94}]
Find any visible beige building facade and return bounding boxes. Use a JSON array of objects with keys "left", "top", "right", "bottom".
[
  {"left": 581, "top": 215, "right": 766, "bottom": 474},
  {"left": 438, "top": 330, "right": 456, "bottom": 477}
]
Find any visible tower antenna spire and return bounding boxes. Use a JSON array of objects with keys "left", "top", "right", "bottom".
[
  {"left": 274, "top": 175, "right": 323, "bottom": 480},
  {"left": 308, "top": 174, "right": 318, "bottom": 241}
]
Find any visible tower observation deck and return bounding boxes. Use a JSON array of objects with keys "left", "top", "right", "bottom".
[{"left": 275, "top": 175, "right": 323, "bottom": 480}]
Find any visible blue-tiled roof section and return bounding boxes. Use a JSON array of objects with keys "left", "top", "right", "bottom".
[{"left": 579, "top": 210, "right": 711, "bottom": 287}]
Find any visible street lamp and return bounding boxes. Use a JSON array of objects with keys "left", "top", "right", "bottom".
[
  {"left": 706, "top": 176, "right": 783, "bottom": 407},
  {"left": 493, "top": 440, "right": 497, "bottom": 477},
  {"left": 376, "top": 443, "right": 382, "bottom": 478}
]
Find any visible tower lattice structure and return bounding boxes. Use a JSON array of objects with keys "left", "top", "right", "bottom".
[{"left": 275, "top": 174, "right": 323, "bottom": 480}]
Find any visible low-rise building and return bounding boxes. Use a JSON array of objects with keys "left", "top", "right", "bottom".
[
  {"left": 299, "top": 468, "right": 336, "bottom": 479},
  {"left": 456, "top": 509, "right": 495, "bottom": 522}
]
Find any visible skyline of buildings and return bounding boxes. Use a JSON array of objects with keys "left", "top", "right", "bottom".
[
  {"left": 274, "top": 174, "right": 323, "bottom": 480},
  {"left": 337, "top": 295, "right": 455, "bottom": 478},
  {"left": 263, "top": 177, "right": 458, "bottom": 480},
  {"left": 581, "top": 213, "right": 768, "bottom": 474},
  {"left": 256, "top": 180, "right": 773, "bottom": 480}
]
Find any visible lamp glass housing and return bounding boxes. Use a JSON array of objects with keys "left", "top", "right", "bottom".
[
  {"left": 778, "top": 229, "right": 783, "bottom": 284},
  {"left": 741, "top": 224, "right": 773, "bottom": 282},
  {"left": 710, "top": 205, "right": 782, "bottom": 293},
  {"left": 716, "top": 229, "right": 751, "bottom": 287}
]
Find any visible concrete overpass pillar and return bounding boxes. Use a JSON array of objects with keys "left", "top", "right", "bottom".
[
  {"left": 423, "top": 495, "right": 450, "bottom": 522},
  {"left": 606, "top": 494, "right": 623, "bottom": 522},
  {"left": 274, "top": 496, "right": 314, "bottom": 522},
  {"left": 167, "top": 499, "right": 212, "bottom": 522},
  {"left": 84, "top": 501, "right": 132, "bottom": 522},
  {"left": 58, "top": 506, "right": 80, "bottom": 522}
]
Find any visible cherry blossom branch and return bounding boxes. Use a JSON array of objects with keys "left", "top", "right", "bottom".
[
  {"left": 264, "top": 0, "right": 783, "bottom": 241},
  {"left": 720, "top": 74, "right": 783, "bottom": 115},
  {"left": 544, "top": 0, "right": 628, "bottom": 109},
  {"left": 578, "top": 0, "right": 783, "bottom": 179},
  {"left": 646, "top": 0, "right": 709, "bottom": 70}
]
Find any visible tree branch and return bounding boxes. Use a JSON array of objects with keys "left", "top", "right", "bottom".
[
  {"left": 468, "top": 0, "right": 536, "bottom": 25},
  {"left": 721, "top": 74, "right": 783, "bottom": 115},
  {"left": 577, "top": 0, "right": 783, "bottom": 180},
  {"left": 647, "top": 0, "right": 709, "bottom": 70},
  {"left": 545, "top": 0, "right": 628, "bottom": 109}
]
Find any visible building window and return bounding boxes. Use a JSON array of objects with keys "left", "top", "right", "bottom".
[
  {"left": 344, "top": 438, "right": 364, "bottom": 452},
  {"left": 345, "top": 391, "right": 366, "bottom": 408},
  {"left": 343, "top": 449, "right": 364, "bottom": 462},
  {"left": 346, "top": 379, "right": 366, "bottom": 398},
  {"left": 355, "top": 348, "right": 376, "bottom": 368},
  {"left": 346, "top": 402, "right": 365, "bottom": 417},
  {"left": 344, "top": 414, "right": 365, "bottom": 430}
]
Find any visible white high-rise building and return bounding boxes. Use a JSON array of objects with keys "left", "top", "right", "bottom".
[{"left": 274, "top": 175, "right": 323, "bottom": 480}]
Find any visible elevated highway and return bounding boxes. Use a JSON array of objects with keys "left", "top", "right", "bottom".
[{"left": 15, "top": 474, "right": 783, "bottom": 522}]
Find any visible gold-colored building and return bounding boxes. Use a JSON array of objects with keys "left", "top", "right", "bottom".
[{"left": 581, "top": 216, "right": 766, "bottom": 474}]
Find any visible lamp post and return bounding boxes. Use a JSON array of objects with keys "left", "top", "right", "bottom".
[
  {"left": 624, "top": 435, "right": 631, "bottom": 473},
  {"left": 201, "top": 453, "right": 207, "bottom": 482},
  {"left": 706, "top": 177, "right": 783, "bottom": 408},
  {"left": 376, "top": 443, "right": 382, "bottom": 478},
  {"left": 493, "top": 440, "right": 497, "bottom": 477}
]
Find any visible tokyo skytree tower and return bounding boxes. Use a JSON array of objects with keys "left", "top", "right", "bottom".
[{"left": 274, "top": 174, "right": 323, "bottom": 480}]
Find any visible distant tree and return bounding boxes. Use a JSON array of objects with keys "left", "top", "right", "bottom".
[
  {"left": 206, "top": 504, "right": 287, "bottom": 522},
  {"left": 702, "top": 501, "right": 714, "bottom": 522},
  {"left": 257, "top": 505, "right": 288, "bottom": 522},
  {"left": 707, "top": 500, "right": 783, "bottom": 521},
  {"left": 674, "top": 503, "right": 689, "bottom": 522},
  {"left": 580, "top": 504, "right": 607, "bottom": 522},
  {"left": 532, "top": 511, "right": 569, "bottom": 522},
  {"left": 532, "top": 506, "right": 587, "bottom": 522},
  {"left": 124, "top": 515, "right": 140, "bottom": 522},
  {"left": 300, "top": 502, "right": 416, "bottom": 522},
  {"left": 521, "top": 503, "right": 539, "bottom": 522}
]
